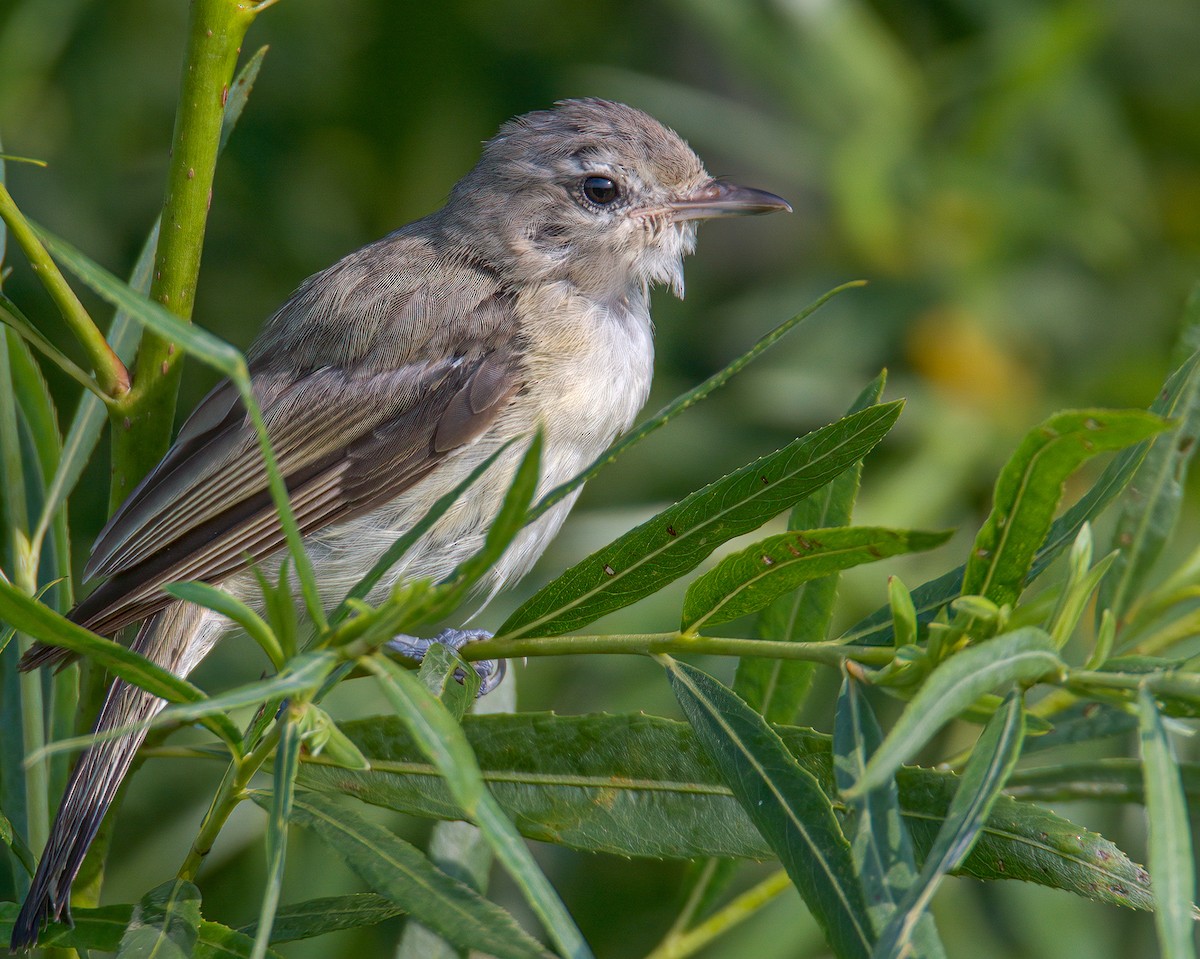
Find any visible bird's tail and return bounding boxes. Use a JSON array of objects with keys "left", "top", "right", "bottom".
[{"left": 9, "top": 601, "right": 218, "bottom": 951}]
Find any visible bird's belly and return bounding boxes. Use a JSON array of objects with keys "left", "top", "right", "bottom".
[{"left": 280, "top": 299, "right": 655, "bottom": 611}]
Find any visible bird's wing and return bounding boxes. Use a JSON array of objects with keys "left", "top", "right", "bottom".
[{"left": 65, "top": 345, "right": 522, "bottom": 641}]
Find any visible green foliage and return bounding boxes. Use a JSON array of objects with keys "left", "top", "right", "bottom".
[{"left": 5, "top": 5, "right": 1200, "bottom": 959}]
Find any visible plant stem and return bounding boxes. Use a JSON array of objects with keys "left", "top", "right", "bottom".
[
  {"left": 0, "top": 185, "right": 129, "bottom": 398},
  {"left": 643, "top": 869, "right": 791, "bottom": 959},
  {"left": 457, "top": 632, "right": 898, "bottom": 668},
  {"left": 178, "top": 720, "right": 281, "bottom": 881},
  {"left": 0, "top": 331, "right": 49, "bottom": 857},
  {"left": 109, "top": 0, "right": 256, "bottom": 503}
]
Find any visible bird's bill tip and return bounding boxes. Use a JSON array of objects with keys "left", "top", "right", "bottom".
[{"left": 668, "top": 180, "right": 792, "bottom": 220}]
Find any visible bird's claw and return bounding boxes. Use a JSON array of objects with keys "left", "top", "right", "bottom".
[{"left": 386, "top": 628, "right": 505, "bottom": 696}]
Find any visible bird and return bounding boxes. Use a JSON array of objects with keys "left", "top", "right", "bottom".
[{"left": 9, "top": 97, "right": 790, "bottom": 949}]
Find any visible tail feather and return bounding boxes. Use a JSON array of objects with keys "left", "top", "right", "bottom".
[{"left": 9, "top": 602, "right": 219, "bottom": 951}]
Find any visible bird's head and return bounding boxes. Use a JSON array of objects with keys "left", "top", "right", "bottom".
[{"left": 443, "top": 98, "right": 790, "bottom": 302}]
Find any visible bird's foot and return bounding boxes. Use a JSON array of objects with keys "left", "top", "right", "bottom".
[{"left": 386, "top": 628, "right": 505, "bottom": 695}]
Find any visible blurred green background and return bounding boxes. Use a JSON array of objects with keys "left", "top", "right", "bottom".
[{"left": 3, "top": 0, "right": 1200, "bottom": 955}]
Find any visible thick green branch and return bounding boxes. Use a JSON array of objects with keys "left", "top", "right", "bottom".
[
  {"left": 111, "top": 0, "right": 257, "bottom": 500},
  {"left": 0, "top": 184, "right": 129, "bottom": 398}
]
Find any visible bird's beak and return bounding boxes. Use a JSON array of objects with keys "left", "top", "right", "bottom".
[{"left": 667, "top": 179, "right": 792, "bottom": 221}]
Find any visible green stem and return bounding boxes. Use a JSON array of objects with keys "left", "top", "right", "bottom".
[
  {"left": 178, "top": 720, "right": 281, "bottom": 881},
  {"left": 0, "top": 331, "right": 49, "bottom": 857},
  {"left": 109, "top": 0, "right": 256, "bottom": 503},
  {"left": 643, "top": 869, "right": 791, "bottom": 959},
  {"left": 456, "top": 632, "right": 898, "bottom": 668},
  {"left": 0, "top": 185, "right": 128, "bottom": 398}
]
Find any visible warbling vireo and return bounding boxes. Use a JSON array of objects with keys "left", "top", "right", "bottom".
[{"left": 11, "top": 97, "right": 789, "bottom": 948}]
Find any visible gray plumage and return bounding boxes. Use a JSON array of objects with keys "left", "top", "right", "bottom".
[{"left": 11, "top": 97, "right": 788, "bottom": 949}]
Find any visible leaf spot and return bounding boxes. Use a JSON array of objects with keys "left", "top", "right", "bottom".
[{"left": 666, "top": 525, "right": 677, "bottom": 537}]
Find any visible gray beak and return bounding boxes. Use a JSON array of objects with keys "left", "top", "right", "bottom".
[{"left": 668, "top": 179, "right": 792, "bottom": 221}]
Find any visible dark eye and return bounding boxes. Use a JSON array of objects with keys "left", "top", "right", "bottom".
[{"left": 582, "top": 175, "right": 620, "bottom": 205}]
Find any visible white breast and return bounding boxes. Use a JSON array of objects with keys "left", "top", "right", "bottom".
[{"left": 237, "top": 282, "right": 657, "bottom": 613}]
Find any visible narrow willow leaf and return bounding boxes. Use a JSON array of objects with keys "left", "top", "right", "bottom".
[
  {"left": 0, "top": 575, "right": 218, "bottom": 709},
  {"left": 846, "top": 629, "right": 1063, "bottom": 797},
  {"left": 0, "top": 902, "right": 277, "bottom": 958},
  {"left": 418, "top": 642, "right": 477, "bottom": 722},
  {"left": 873, "top": 691, "right": 1025, "bottom": 959},
  {"left": 834, "top": 674, "right": 944, "bottom": 957},
  {"left": 428, "top": 431, "right": 543, "bottom": 621},
  {"left": 529, "top": 280, "right": 866, "bottom": 522},
  {"left": 684, "top": 527, "right": 949, "bottom": 632},
  {"left": 252, "top": 716, "right": 300, "bottom": 959},
  {"left": 737, "top": 370, "right": 887, "bottom": 723},
  {"left": 366, "top": 656, "right": 591, "bottom": 959},
  {"left": 1138, "top": 687, "right": 1198, "bottom": 959},
  {"left": 296, "top": 705, "right": 371, "bottom": 771},
  {"left": 36, "top": 226, "right": 244, "bottom": 376},
  {"left": 844, "top": 360, "right": 1200, "bottom": 648},
  {"left": 240, "top": 892, "right": 403, "bottom": 944},
  {"left": 1103, "top": 295, "right": 1200, "bottom": 619},
  {"left": 115, "top": 879, "right": 202, "bottom": 959},
  {"left": 260, "top": 789, "right": 553, "bottom": 959},
  {"left": 665, "top": 657, "right": 874, "bottom": 959},
  {"left": 166, "top": 581, "right": 283, "bottom": 668},
  {"left": 298, "top": 711, "right": 1153, "bottom": 910},
  {"left": 502, "top": 401, "right": 904, "bottom": 640},
  {"left": 196, "top": 921, "right": 282, "bottom": 959},
  {"left": 350, "top": 434, "right": 544, "bottom": 644},
  {"left": 0, "top": 805, "right": 33, "bottom": 876},
  {"left": 1006, "top": 756, "right": 1200, "bottom": 803},
  {"left": 962, "top": 409, "right": 1169, "bottom": 607},
  {"left": 331, "top": 440, "right": 514, "bottom": 625},
  {"left": 156, "top": 651, "right": 338, "bottom": 727},
  {"left": 31, "top": 48, "right": 262, "bottom": 543}
]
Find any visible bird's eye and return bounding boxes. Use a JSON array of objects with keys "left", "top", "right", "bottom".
[{"left": 582, "top": 175, "right": 620, "bottom": 206}]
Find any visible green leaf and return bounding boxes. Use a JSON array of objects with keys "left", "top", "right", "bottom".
[
  {"left": 418, "top": 642, "right": 478, "bottom": 722},
  {"left": 684, "top": 526, "right": 950, "bottom": 632},
  {"left": 502, "top": 401, "right": 904, "bottom": 640},
  {"left": 0, "top": 901, "right": 277, "bottom": 958},
  {"left": 849, "top": 629, "right": 1063, "bottom": 796},
  {"left": 259, "top": 789, "right": 553, "bottom": 959},
  {"left": 1006, "top": 756, "right": 1200, "bottom": 803},
  {"left": 296, "top": 705, "right": 371, "bottom": 771},
  {"left": 196, "top": 921, "right": 282, "bottom": 959},
  {"left": 331, "top": 440, "right": 515, "bottom": 625},
  {"left": 365, "top": 656, "right": 591, "bottom": 959},
  {"left": 872, "top": 691, "right": 1025, "bottom": 959},
  {"left": 665, "top": 657, "right": 874, "bottom": 959},
  {"left": 843, "top": 360, "right": 1200, "bottom": 648},
  {"left": 736, "top": 371, "right": 887, "bottom": 724},
  {"left": 166, "top": 581, "right": 283, "bottom": 669},
  {"left": 29, "top": 46, "right": 262, "bottom": 535},
  {"left": 1138, "top": 687, "right": 1198, "bottom": 959},
  {"left": 156, "top": 651, "right": 338, "bottom": 728},
  {"left": 251, "top": 715, "right": 301, "bottom": 959},
  {"left": 0, "top": 576, "right": 242, "bottom": 751},
  {"left": 36, "top": 225, "right": 244, "bottom": 377},
  {"left": 962, "top": 409, "right": 1170, "bottom": 607},
  {"left": 834, "top": 674, "right": 944, "bottom": 957},
  {"left": 528, "top": 280, "right": 866, "bottom": 523},
  {"left": 240, "top": 892, "right": 404, "bottom": 944},
  {"left": 297, "top": 711, "right": 1153, "bottom": 910},
  {"left": 1102, "top": 294, "right": 1200, "bottom": 619},
  {"left": 115, "top": 879, "right": 202, "bottom": 959},
  {"left": 0, "top": 805, "right": 33, "bottom": 877}
]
